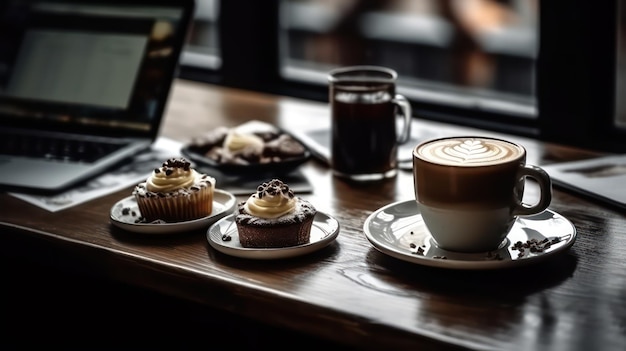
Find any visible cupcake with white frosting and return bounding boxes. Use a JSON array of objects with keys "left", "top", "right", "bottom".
[
  {"left": 133, "top": 158, "right": 215, "bottom": 222},
  {"left": 235, "top": 179, "right": 316, "bottom": 248}
]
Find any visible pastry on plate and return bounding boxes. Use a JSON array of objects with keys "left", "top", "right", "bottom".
[
  {"left": 235, "top": 179, "right": 316, "bottom": 248},
  {"left": 186, "top": 123, "right": 308, "bottom": 166},
  {"left": 133, "top": 158, "right": 215, "bottom": 222}
]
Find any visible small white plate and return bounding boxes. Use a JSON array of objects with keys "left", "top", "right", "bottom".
[
  {"left": 207, "top": 212, "right": 340, "bottom": 260},
  {"left": 110, "top": 189, "right": 237, "bottom": 234},
  {"left": 363, "top": 200, "right": 577, "bottom": 270}
]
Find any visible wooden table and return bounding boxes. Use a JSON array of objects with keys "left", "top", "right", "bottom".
[{"left": 2, "top": 79, "right": 625, "bottom": 350}]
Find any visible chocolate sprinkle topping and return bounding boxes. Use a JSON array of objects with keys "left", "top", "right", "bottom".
[
  {"left": 255, "top": 179, "right": 295, "bottom": 199},
  {"left": 158, "top": 157, "right": 192, "bottom": 174},
  {"left": 163, "top": 158, "right": 187, "bottom": 167}
]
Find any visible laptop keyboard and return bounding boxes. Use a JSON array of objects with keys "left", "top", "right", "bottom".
[{"left": 0, "top": 132, "right": 127, "bottom": 163}]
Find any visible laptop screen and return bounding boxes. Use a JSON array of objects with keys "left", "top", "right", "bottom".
[{"left": 0, "top": 0, "right": 194, "bottom": 138}]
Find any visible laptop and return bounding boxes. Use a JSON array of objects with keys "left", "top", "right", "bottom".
[{"left": 0, "top": 0, "right": 195, "bottom": 194}]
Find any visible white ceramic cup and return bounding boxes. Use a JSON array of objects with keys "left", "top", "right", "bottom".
[{"left": 412, "top": 136, "right": 552, "bottom": 252}]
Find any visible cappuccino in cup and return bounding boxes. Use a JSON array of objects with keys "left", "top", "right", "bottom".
[{"left": 413, "top": 136, "right": 552, "bottom": 252}]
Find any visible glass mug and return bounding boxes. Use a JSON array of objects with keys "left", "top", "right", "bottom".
[{"left": 328, "top": 66, "right": 412, "bottom": 181}]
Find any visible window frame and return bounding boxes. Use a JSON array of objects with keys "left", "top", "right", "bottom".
[
  {"left": 537, "top": 0, "right": 623, "bottom": 152},
  {"left": 178, "top": 0, "right": 626, "bottom": 153}
]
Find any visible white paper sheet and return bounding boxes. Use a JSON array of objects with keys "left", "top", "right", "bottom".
[{"left": 10, "top": 137, "right": 183, "bottom": 212}]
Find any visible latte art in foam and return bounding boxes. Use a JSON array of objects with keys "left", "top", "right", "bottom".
[{"left": 416, "top": 137, "right": 522, "bottom": 166}]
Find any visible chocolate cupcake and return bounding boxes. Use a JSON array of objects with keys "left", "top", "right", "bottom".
[{"left": 235, "top": 179, "right": 316, "bottom": 248}]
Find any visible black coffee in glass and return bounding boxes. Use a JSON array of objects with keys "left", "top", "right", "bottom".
[{"left": 328, "top": 66, "right": 411, "bottom": 181}]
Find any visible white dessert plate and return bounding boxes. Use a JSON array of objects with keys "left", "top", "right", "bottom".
[
  {"left": 207, "top": 212, "right": 340, "bottom": 260},
  {"left": 363, "top": 200, "right": 577, "bottom": 270},
  {"left": 110, "top": 189, "right": 237, "bottom": 234}
]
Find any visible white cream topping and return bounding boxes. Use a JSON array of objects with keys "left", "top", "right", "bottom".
[
  {"left": 144, "top": 158, "right": 214, "bottom": 193},
  {"left": 243, "top": 179, "right": 296, "bottom": 219},
  {"left": 223, "top": 131, "right": 264, "bottom": 155},
  {"left": 146, "top": 168, "right": 204, "bottom": 193}
]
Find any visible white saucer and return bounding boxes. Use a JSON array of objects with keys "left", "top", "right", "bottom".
[
  {"left": 110, "top": 189, "right": 237, "bottom": 234},
  {"left": 207, "top": 212, "right": 340, "bottom": 260},
  {"left": 363, "top": 200, "right": 577, "bottom": 270}
]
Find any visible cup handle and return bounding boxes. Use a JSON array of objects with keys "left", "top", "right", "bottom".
[
  {"left": 512, "top": 164, "right": 552, "bottom": 216},
  {"left": 393, "top": 94, "right": 412, "bottom": 144}
]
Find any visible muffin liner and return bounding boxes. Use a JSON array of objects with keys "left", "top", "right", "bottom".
[{"left": 135, "top": 186, "right": 213, "bottom": 223}]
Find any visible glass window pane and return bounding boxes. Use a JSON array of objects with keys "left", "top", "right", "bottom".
[
  {"left": 182, "top": 0, "right": 221, "bottom": 69},
  {"left": 279, "top": 0, "right": 539, "bottom": 118}
]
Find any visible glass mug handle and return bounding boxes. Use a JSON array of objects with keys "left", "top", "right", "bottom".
[
  {"left": 393, "top": 94, "right": 412, "bottom": 144},
  {"left": 512, "top": 164, "right": 553, "bottom": 216}
]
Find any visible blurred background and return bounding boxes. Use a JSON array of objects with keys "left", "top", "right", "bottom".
[
  {"left": 184, "top": 0, "right": 538, "bottom": 118},
  {"left": 179, "top": 0, "right": 624, "bottom": 152}
]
